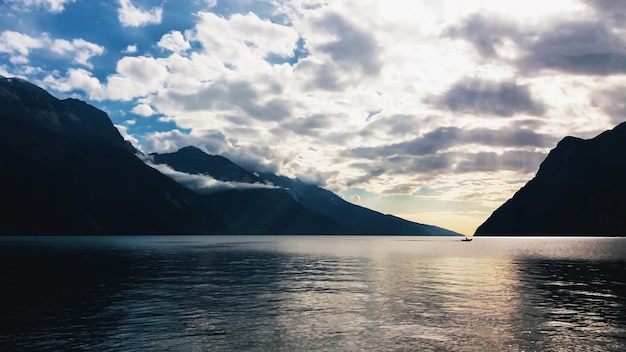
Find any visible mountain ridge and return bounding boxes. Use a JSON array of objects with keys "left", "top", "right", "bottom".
[
  {"left": 475, "top": 121, "right": 626, "bottom": 236},
  {"left": 1, "top": 75, "right": 459, "bottom": 236},
  {"left": 0, "top": 75, "right": 227, "bottom": 234},
  {"left": 151, "top": 147, "right": 460, "bottom": 236}
]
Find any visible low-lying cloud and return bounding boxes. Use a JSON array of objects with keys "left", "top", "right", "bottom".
[{"left": 143, "top": 158, "right": 278, "bottom": 194}]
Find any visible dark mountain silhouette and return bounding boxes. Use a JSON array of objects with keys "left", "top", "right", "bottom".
[
  {"left": 0, "top": 75, "right": 226, "bottom": 234},
  {"left": 475, "top": 122, "right": 626, "bottom": 236},
  {"left": 200, "top": 189, "right": 343, "bottom": 234},
  {"left": 258, "top": 173, "right": 459, "bottom": 236},
  {"left": 1, "top": 75, "right": 458, "bottom": 235},
  {"left": 152, "top": 147, "right": 460, "bottom": 236}
]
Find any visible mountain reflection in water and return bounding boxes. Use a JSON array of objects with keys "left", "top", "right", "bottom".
[{"left": 1, "top": 236, "right": 625, "bottom": 351}]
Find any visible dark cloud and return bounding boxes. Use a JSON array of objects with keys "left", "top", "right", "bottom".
[
  {"left": 445, "top": 14, "right": 626, "bottom": 75},
  {"left": 444, "top": 14, "right": 516, "bottom": 57},
  {"left": 165, "top": 80, "right": 292, "bottom": 121},
  {"left": 348, "top": 126, "right": 554, "bottom": 159},
  {"left": 455, "top": 151, "right": 546, "bottom": 173},
  {"left": 382, "top": 184, "right": 415, "bottom": 195},
  {"left": 590, "top": 88, "right": 626, "bottom": 125},
  {"left": 294, "top": 59, "right": 344, "bottom": 91},
  {"left": 582, "top": 0, "right": 626, "bottom": 27},
  {"left": 279, "top": 113, "right": 334, "bottom": 137},
  {"left": 363, "top": 114, "right": 425, "bottom": 138},
  {"left": 346, "top": 167, "right": 386, "bottom": 187},
  {"left": 346, "top": 149, "right": 547, "bottom": 188},
  {"left": 315, "top": 12, "right": 381, "bottom": 76},
  {"left": 431, "top": 78, "right": 545, "bottom": 117},
  {"left": 520, "top": 21, "right": 626, "bottom": 75}
]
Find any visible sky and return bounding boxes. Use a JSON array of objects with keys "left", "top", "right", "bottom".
[{"left": 1, "top": 0, "right": 625, "bottom": 235}]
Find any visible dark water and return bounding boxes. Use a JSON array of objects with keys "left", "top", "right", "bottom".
[{"left": 2, "top": 236, "right": 626, "bottom": 351}]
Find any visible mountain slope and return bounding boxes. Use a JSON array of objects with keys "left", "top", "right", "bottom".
[
  {"left": 475, "top": 122, "right": 626, "bottom": 235},
  {"left": 148, "top": 146, "right": 344, "bottom": 233},
  {"left": 259, "top": 173, "right": 459, "bottom": 236},
  {"left": 152, "top": 147, "right": 460, "bottom": 236},
  {"left": 0, "top": 75, "right": 227, "bottom": 234}
]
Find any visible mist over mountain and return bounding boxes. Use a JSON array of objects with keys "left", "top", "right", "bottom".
[
  {"left": 476, "top": 122, "right": 626, "bottom": 236},
  {"left": 1, "top": 75, "right": 459, "bottom": 236}
]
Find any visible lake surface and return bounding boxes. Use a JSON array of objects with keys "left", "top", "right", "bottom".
[{"left": 2, "top": 236, "right": 626, "bottom": 351}]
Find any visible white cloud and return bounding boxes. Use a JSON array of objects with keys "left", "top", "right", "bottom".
[
  {"left": 144, "top": 159, "right": 278, "bottom": 194},
  {"left": 46, "top": 56, "right": 170, "bottom": 101},
  {"left": 123, "top": 44, "right": 138, "bottom": 54},
  {"left": 132, "top": 103, "right": 156, "bottom": 117},
  {"left": 185, "top": 11, "right": 299, "bottom": 69},
  {"left": 0, "top": 31, "right": 103, "bottom": 69},
  {"left": 114, "top": 124, "right": 141, "bottom": 150},
  {"left": 117, "top": 0, "right": 163, "bottom": 27},
  {"left": 6, "top": 0, "right": 76, "bottom": 13},
  {"left": 158, "top": 31, "right": 191, "bottom": 54},
  {"left": 50, "top": 38, "right": 104, "bottom": 68},
  {"left": 0, "top": 31, "right": 45, "bottom": 64}
]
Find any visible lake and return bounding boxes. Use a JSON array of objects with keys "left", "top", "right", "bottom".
[{"left": 1, "top": 236, "right": 626, "bottom": 351}]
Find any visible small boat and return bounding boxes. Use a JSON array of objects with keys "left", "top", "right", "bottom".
[{"left": 461, "top": 237, "right": 473, "bottom": 242}]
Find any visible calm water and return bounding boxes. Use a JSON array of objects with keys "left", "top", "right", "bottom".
[{"left": 2, "top": 236, "right": 626, "bottom": 351}]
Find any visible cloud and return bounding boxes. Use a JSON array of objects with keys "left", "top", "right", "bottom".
[
  {"left": 519, "top": 20, "right": 626, "bottom": 75},
  {"left": 0, "top": 31, "right": 103, "bottom": 68},
  {"left": 122, "top": 44, "right": 138, "bottom": 54},
  {"left": 158, "top": 31, "right": 191, "bottom": 54},
  {"left": 455, "top": 150, "right": 548, "bottom": 173},
  {"left": 582, "top": 0, "right": 626, "bottom": 27},
  {"left": 50, "top": 38, "right": 104, "bottom": 68},
  {"left": 117, "top": 0, "right": 163, "bottom": 27},
  {"left": 186, "top": 11, "right": 299, "bottom": 67},
  {"left": 0, "top": 31, "right": 45, "bottom": 64},
  {"left": 347, "top": 126, "right": 556, "bottom": 159},
  {"left": 590, "top": 88, "right": 626, "bottom": 125},
  {"left": 445, "top": 14, "right": 626, "bottom": 75},
  {"left": 5, "top": 0, "right": 75, "bottom": 13},
  {"left": 444, "top": 13, "right": 517, "bottom": 58},
  {"left": 431, "top": 78, "right": 545, "bottom": 117},
  {"left": 43, "top": 68, "right": 103, "bottom": 95},
  {"left": 114, "top": 124, "right": 141, "bottom": 150},
  {"left": 144, "top": 159, "right": 278, "bottom": 194},
  {"left": 162, "top": 79, "right": 292, "bottom": 121},
  {"left": 347, "top": 149, "right": 547, "bottom": 189},
  {"left": 42, "top": 56, "right": 169, "bottom": 101},
  {"left": 314, "top": 12, "right": 381, "bottom": 76},
  {"left": 131, "top": 103, "right": 156, "bottom": 117}
]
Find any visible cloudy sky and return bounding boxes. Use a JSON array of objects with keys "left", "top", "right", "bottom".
[{"left": 1, "top": 0, "right": 625, "bottom": 234}]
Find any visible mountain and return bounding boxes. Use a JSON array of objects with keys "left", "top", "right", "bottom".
[
  {"left": 475, "top": 122, "right": 626, "bottom": 236},
  {"left": 199, "top": 189, "right": 343, "bottom": 234},
  {"left": 1, "top": 75, "right": 458, "bottom": 235},
  {"left": 152, "top": 147, "right": 460, "bottom": 236},
  {"left": 258, "top": 173, "right": 459, "bottom": 236},
  {"left": 0, "top": 75, "right": 227, "bottom": 234}
]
